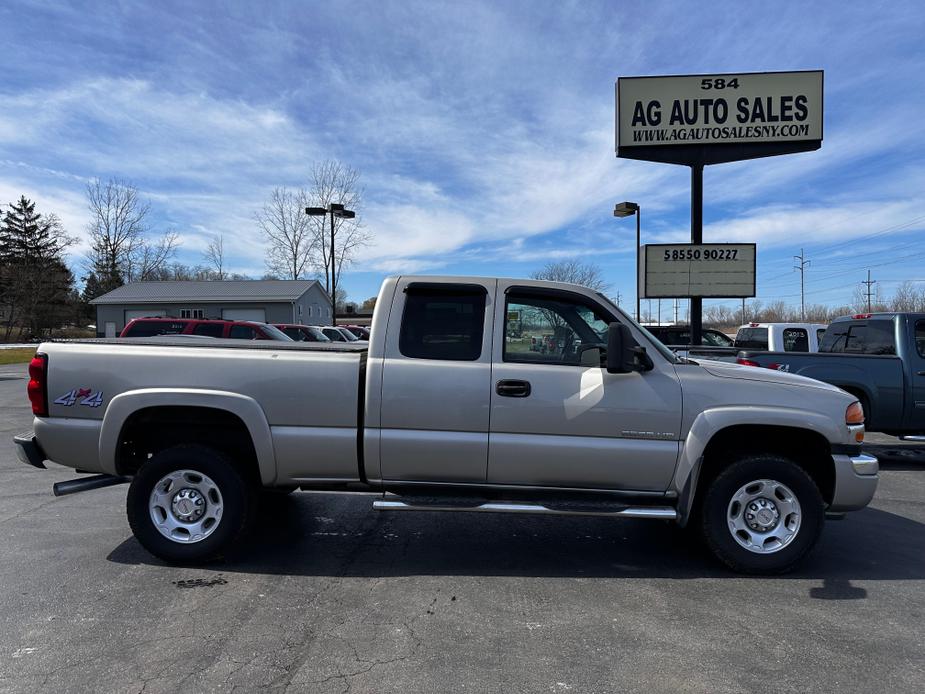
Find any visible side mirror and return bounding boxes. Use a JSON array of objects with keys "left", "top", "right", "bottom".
[
  {"left": 606, "top": 323, "right": 653, "bottom": 373},
  {"left": 578, "top": 344, "right": 604, "bottom": 367}
]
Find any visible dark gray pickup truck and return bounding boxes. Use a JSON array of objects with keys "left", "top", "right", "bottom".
[{"left": 738, "top": 312, "right": 925, "bottom": 436}]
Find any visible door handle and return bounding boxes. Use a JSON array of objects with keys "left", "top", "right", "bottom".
[
  {"left": 496, "top": 379, "right": 531, "bottom": 397},
  {"left": 918, "top": 371, "right": 925, "bottom": 376}
]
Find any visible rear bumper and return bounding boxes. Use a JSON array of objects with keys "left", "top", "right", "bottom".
[
  {"left": 829, "top": 453, "right": 879, "bottom": 511},
  {"left": 13, "top": 433, "right": 47, "bottom": 469}
]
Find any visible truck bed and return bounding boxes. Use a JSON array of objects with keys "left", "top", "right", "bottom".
[{"left": 34, "top": 338, "right": 368, "bottom": 484}]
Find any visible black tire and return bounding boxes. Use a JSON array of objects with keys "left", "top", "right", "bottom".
[
  {"left": 699, "top": 454, "right": 824, "bottom": 574},
  {"left": 126, "top": 444, "right": 256, "bottom": 563}
]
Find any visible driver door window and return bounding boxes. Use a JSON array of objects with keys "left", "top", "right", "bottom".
[{"left": 504, "top": 295, "right": 610, "bottom": 366}]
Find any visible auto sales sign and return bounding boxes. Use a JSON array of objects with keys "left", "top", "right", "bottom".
[{"left": 617, "top": 71, "right": 823, "bottom": 152}]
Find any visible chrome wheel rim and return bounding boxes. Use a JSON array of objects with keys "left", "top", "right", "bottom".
[
  {"left": 149, "top": 470, "right": 223, "bottom": 544},
  {"left": 727, "top": 479, "right": 801, "bottom": 555}
]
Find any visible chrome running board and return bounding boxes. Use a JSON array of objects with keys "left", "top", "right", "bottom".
[{"left": 372, "top": 498, "right": 677, "bottom": 520}]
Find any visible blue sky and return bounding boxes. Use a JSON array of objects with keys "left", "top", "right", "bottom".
[{"left": 1, "top": 0, "right": 923, "bottom": 311}]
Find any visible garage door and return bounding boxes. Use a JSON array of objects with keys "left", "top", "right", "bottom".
[
  {"left": 125, "top": 309, "right": 166, "bottom": 321},
  {"left": 221, "top": 308, "right": 266, "bottom": 322}
]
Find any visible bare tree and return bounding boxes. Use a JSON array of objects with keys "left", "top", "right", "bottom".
[
  {"left": 306, "top": 161, "right": 369, "bottom": 295},
  {"left": 890, "top": 281, "right": 919, "bottom": 312},
  {"left": 530, "top": 260, "right": 610, "bottom": 292},
  {"left": 203, "top": 234, "right": 226, "bottom": 280},
  {"left": 85, "top": 178, "right": 177, "bottom": 289},
  {"left": 257, "top": 187, "right": 316, "bottom": 280},
  {"left": 132, "top": 231, "right": 179, "bottom": 280}
]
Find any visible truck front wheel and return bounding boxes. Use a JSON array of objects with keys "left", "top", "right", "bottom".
[
  {"left": 126, "top": 445, "right": 256, "bottom": 563},
  {"left": 699, "top": 455, "right": 824, "bottom": 574}
]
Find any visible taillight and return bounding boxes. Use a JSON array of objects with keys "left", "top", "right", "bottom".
[
  {"left": 27, "top": 353, "right": 48, "bottom": 416},
  {"left": 737, "top": 358, "right": 761, "bottom": 367}
]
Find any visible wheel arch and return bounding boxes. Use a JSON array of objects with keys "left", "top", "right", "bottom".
[
  {"left": 675, "top": 409, "right": 838, "bottom": 526},
  {"left": 99, "top": 389, "right": 276, "bottom": 485}
]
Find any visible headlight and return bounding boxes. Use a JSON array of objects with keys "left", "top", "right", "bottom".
[{"left": 846, "top": 401, "right": 865, "bottom": 425}]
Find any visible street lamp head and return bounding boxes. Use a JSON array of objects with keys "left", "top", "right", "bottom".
[
  {"left": 305, "top": 207, "right": 327, "bottom": 216},
  {"left": 334, "top": 209, "right": 356, "bottom": 219},
  {"left": 613, "top": 201, "right": 639, "bottom": 218}
]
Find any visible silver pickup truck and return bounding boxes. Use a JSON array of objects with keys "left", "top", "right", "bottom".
[{"left": 15, "top": 276, "right": 878, "bottom": 574}]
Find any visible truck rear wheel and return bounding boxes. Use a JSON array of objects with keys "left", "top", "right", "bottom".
[
  {"left": 126, "top": 444, "right": 256, "bottom": 563},
  {"left": 699, "top": 455, "right": 824, "bottom": 574}
]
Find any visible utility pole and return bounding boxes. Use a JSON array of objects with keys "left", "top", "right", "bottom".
[
  {"left": 741, "top": 298, "right": 746, "bottom": 324},
  {"left": 862, "top": 270, "right": 877, "bottom": 313},
  {"left": 793, "top": 248, "right": 810, "bottom": 321},
  {"left": 674, "top": 298, "right": 679, "bottom": 324}
]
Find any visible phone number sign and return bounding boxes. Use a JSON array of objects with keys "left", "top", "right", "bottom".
[{"left": 641, "top": 244, "right": 756, "bottom": 298}]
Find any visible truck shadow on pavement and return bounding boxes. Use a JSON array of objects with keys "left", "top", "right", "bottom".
[{"left": 107, "top": 493, "right": 925, "bottom": 588}]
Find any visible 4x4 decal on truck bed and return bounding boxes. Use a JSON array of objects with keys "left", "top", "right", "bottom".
[{"left": 53, "top": 389, "right": 104, "bottom": 408}]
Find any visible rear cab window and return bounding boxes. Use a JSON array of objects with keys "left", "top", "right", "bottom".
[
  {"left": 819, "top": 320, "right": 896, "bottom": 354},
  {"left": 399, "top": 286, "right": 487, "bottom": 360},
  {"left": 782, "top": 328, "right": 809, "bottom": 352},
  {"left": 734, "top": 327, "right": 768, "bottom": 350}
]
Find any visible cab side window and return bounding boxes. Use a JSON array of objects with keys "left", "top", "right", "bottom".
[
  {"left": 504, "top": 292, "right": 611, "bottom": 366},
  {"left": 399, "top": 287, "right": 486, "bottom": 361},
  {"left": 229, "top": 325, "right": 256, "bottom": 339},
  {"left": 192, "top": 323, "right": 224, "bottom": 337},
  {"left": 915, "top": 320, "right": 925, "bottom": 358}
]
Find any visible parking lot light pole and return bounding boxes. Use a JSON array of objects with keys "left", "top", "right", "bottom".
[
  {"left": 306, "top": 203, "right": 356, "bottom": 326},
  {"left": 614, "top": 202, "right": 641, "bottom": 322}
]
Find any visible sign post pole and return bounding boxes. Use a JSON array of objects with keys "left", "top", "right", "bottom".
[
  {"left": 616, "top": 70, "right": 824, "bottom": 344},
  {"left": 690, "top": 162, "right": 704, "bottom": 344}
]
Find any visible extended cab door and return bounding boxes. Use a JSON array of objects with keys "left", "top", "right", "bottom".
[
  {"left": 487, "top": 282, "right": 682, "bottom": 492},
  {"left": 377, "top": 279, "right": 496, "bottom": 482}
]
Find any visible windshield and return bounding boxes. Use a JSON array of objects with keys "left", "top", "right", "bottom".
[
  {"left": 306, "top": 327, "right": 331, "bottom": 341},
  {"left": 258, "top": 324, "right": 294, "bottom": 341},
  {"left": 595, "top": 294, "right": 679, "bottom": 363},
  {"left": 734, "top": 327, "right": 768, "bottom": 349},
  {"left": 337, "top": 327, "right": 360, "bottom": 341},
  {"left": 704, "top": 330, "right": 734, "bottom": 347}
]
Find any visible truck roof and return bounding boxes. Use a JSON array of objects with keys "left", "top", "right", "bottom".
[{"left": 829, "top": 312, "right": 925, "bottom": 322}]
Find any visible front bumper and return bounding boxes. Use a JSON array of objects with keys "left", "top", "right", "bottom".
[
  {"left": 829, "top": 452, "right": 879, "bottom": 512},
  {"left": 13, "top": 432, "right": 47, "bottom": 469}
]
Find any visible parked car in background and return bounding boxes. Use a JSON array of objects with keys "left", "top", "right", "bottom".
[
  {"left": 737, "top": 312, "right": 925, "bottom": 435},
  {"left": 120, "top": 318, "right": 293, "bottom": 341},
  {"left": 646, "top": 325, "right": 734, "bottom": 348},
  {"left": 642, "top": 325, "right": 738, "bottom": 362},
  {"left": 734, "top": 322, "right": 828, "bottom": 353},
  {"left": 274, "top": 324, "right": 331, "bottom": 342},
  {"left": 321, "top": 326, "right": 366, "bottom": 342},
  {"left": 341, "top": 325, "right": 370, "bottom": 340}
]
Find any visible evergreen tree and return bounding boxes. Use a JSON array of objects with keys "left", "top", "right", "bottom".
[
  {"left": 0, "top": 196, "right": 67, "bottom": 263},
  {"left": 0, "top": 196, "right": 76, "bottom": 338}
]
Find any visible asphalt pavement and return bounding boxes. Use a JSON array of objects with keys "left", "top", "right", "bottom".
[{"left": 0, "top": 362, "right": 923, "bottom": 693}]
